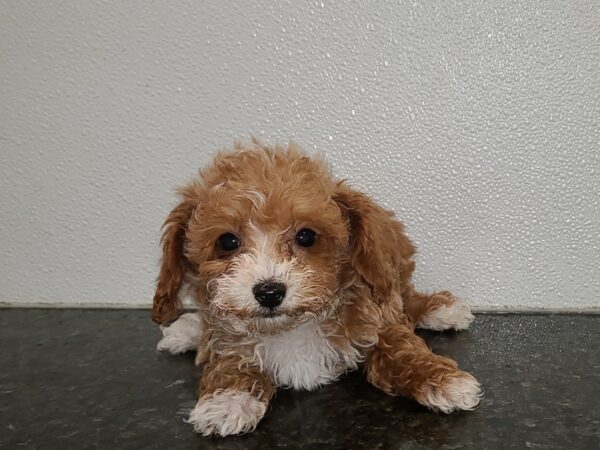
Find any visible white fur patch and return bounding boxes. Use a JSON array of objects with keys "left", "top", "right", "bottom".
[
  {"left": 420, "top": 374, "right": 482, "bottom": 413},
  {"left": 156, "top": 313, "right": 202, "bottom": 354},
  {"left": 417, "top": 298, "right": 474, "bottom": 331},
  {"left": 186, "top": 391, "right": 266, "bottom": 436},
  {"left": 255, "top": 320, "right": 360, "bottom": 390}
]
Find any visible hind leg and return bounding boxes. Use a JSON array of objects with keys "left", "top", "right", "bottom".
[
  {"left": 403, "top": 291, "right": 474, "bottom": 331},
  {"left": 156, "top": 312, "right": 203, "bottom": 354}
]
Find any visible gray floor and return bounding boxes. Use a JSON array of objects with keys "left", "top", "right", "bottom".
[{"left": 0, "top": 310, "right": 598, "bottom": 450}]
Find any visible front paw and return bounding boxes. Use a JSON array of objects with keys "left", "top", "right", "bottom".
[
  {"left": 416, "top": 371, "right": 482, "bottom": 413},
  {"left": 186, "top": 390, "right": 267, "bottom": 436}
]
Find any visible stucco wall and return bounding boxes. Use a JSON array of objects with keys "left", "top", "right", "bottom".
[{"left": 1, "top": 1, "right": 598, "bottom": 310}]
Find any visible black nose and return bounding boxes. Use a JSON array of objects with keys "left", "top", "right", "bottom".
[{"left": 252, "top": 282, "right": 286, "bottom": 308}]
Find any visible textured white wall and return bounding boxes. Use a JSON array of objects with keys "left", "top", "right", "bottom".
[{"left": 1, "top": 1, "right": 599, "bottom": 310}]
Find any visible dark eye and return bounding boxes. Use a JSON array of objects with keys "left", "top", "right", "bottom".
[
  {"left": 218, "top": 233, "right": 241, "bottom": 252},
  {"left": 295, "top": 228, "right": 316, "bottom": 247}
]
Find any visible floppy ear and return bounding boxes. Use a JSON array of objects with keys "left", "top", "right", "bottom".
[
  {"left": 333, "top": 182, "right": 416, "bottom": 301},
  {"left": 152, "top": 187, "right": 197, "bottom": 325}
]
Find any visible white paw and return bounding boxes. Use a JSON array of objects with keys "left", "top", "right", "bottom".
[
  {"left": 156, "top": 312, "right": 202, "bottom": 354},
  {"left": 420, "top": 373, "right": 482, "bottom": 413},
  {"left": 186, "top": 391, "right": 266, "bottom": 436},
  {"left": 417, "top": 298, "right": 474, "bottom": 331}
]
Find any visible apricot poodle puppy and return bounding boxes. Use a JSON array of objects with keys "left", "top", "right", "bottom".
[{"left": 152, "top": 140, "right": 481, "bottom": 436}]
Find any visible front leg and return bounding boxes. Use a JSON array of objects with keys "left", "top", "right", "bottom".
[
  {"left": 366, "top": 318, "right": 481, "bottom": 413},
  {"left": 187, "top": 355, "right": 274, "bottom": 436}
]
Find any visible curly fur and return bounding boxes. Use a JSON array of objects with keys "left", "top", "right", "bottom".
[{"left": 152, "top": 139, "right": 481, "bottom": 436}]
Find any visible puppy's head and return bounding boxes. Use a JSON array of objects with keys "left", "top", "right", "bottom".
[{"left": 152, "top": 141, "right": 412, "bottom": 332}]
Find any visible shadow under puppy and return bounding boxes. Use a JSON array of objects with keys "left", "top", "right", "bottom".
[{"left": 153, "top": 140, "right": 481, "bottom": 436}]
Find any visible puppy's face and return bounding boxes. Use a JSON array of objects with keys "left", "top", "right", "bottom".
[
  {"left": 183, "top": 149, "right": 350, "bottom": 330},
  {"left": 153, "top": 143, "right": 404, "bottom": 330}
]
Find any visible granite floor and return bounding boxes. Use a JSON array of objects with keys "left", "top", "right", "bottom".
[{"left": 0, "top": 310, "right": 598, "bottom": 450}]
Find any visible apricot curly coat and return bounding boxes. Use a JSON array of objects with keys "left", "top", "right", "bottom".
[{"left": 152, "top": 140, "right": 481, "bottom": 436}]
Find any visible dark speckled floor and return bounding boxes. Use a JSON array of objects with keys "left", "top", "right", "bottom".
[{"left": 0, "top": 310, "right": 598, "bottom": 450}]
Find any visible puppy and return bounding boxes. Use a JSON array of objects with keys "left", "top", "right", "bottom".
[{"left": 153, "top": 140, "right": 481, "bottom": 436}]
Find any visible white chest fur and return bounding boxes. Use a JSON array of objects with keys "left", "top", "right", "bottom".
[{"left": 253, "top": 321, "right": 360, "bottom": 391}]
